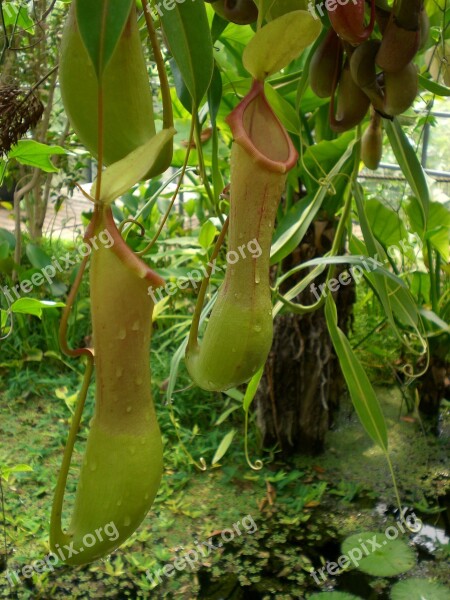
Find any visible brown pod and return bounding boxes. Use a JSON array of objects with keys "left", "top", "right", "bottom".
[
  {"left": 376, "top": 0, "right": 423, "bottom": 73},
  {"left": 350, "top": 39, "right": 384, "bottom": 113},
  {"left": 309, "top": 28, "right": 342, "bottom": 99},
  {"left": 361, "top": 109, "right": 383, "bottom": 170},
  {"left": 330, "top": 59, "right": 370, "bottom": 133},
  {"left": 211, "top": 0, "right": 258, "bottom": 24},
  {"left": 375, "top": 4, "right": 391, "bottom": 35},
  {"left": 376, "top": 20, "right": 420, "bottom": 73},
  {"left": 383, "top": 62, "right": 418, "bottom": 116}
]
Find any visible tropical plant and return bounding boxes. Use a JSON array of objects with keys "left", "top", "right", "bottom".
[{"left": 0, "top": 0, "right": 448, "bottom": 568}]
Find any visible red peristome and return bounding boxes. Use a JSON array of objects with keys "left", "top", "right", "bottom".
[
  {"left": 328, "top": 0, "right": 375, "bottom": 45},
  {"left": 226, "top": 80, "right": 298, "bottom": 174}
]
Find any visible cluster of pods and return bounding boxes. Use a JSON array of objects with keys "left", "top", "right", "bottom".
[{"left": 310, "top": 0, "right": 428, "bottom": 168}]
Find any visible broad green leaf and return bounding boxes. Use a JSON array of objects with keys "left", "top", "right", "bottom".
[
  {"left": 198, "top": 220, "right": 217, "bottom": 250},
  {"left": 212, "top": 429, "right": 236, "bottom": 465},
  {"left": 2, "top": 4, "right": 34, "bottom": 30},
  {"left": 0, "top": 241, "right": 9, "bottom": 260},
  {"left": 76, "top": 0, "right": 133, "bottom": 78},
  {"left": 243, "top": 11, "right": 321, "bottom": 80},
  {"left": 391, "top": 578, "right": 450, "bottom": 600},
  {"left": 266, "top": 0, "right": 309, "bottom": 20},
  {"left": 341, "top": 532, "right": 415, "bottom": 577},
  {"left": 91, "top": 128, "right": 176, "bottom": 204},
  {"left": 364, "top": 199, "right": 407, "bottom": 248},
  {"left": 243, "top": 367, "right": 264, "bottom": 413},
  {"left": 26, "top": 244, "right": 53, "bottom": 270},
  {"left": 10, "top": 298, "right": 65, "bottom": 319},
  {"left": 0, "top": 228, "right": 15, "bottom": 250},
  {"left": 385, "top": 119, "right": 429, "bottom": 226},
  {"left": 160, "top": 0, "right": 214, "bottom": 107},
  {"left": 325, "top": 295, "right": 388, "bottom": 450},
  {"left": 9, "top": 140, "right": 66, "bottom": 173}
]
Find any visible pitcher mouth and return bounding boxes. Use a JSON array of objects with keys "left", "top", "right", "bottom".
[{"left": 225, "top": 80, "right": 298, "bottom": 174}]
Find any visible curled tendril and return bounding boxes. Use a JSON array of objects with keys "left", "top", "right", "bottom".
[
  {"left": 244, "top": 412, "right": 263, "bottom": 471},
  {"left": 118, "top": 218, "right": 145, "bottom": 237}
]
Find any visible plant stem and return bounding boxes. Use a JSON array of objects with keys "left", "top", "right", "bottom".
[{"left": 142, "top": 0, "right": 173, "bottom": 131}]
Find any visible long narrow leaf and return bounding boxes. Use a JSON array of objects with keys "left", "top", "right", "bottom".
[
  {"left": 385, "top": 119, "right": 429, "bottom": 226},
  {"left": 325, "top": 295, "right": 388, "bottom": 451},
  {"left": 160, "top": 1, "right": 214, "bottom": 108}
]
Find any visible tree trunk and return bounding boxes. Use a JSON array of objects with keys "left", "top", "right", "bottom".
[{"left": 255, "top": 221, "right": 356, "bottom": 455}]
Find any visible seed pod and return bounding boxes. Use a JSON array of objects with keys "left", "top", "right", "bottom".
[
  {"left": 309, "top": 28, "right": 342, "bottom": 99},
  {"left": 361, "top": 109, "right": 383, "bottom": 170},
  {"left": 376, "top": 0, "right": 423, "bottom": 72},
  {"left": 330, "top": 59, "right": 370, "bottom": 133},
  {"left": 51, "top": 207, "right": 165, "bottom": 564},
  {"left": 60, "top": 2, "right": 172, "bottom": 176},
  {"left": 328, "top": 0, "right": 376, "bottom": 45},
  {"left": 185, "top": 81, "right": 297, "bottom": 391},
  {"left": 383, "top": 62, "right": 418, "bottom": 116},
  {"left": 350, "top": 39, "right": 384, "bottom": 113},
  {"left": 211, "top": 0, "right": 258, "bottom": 25},
  {"left": 375, "top": 3, "right": 391, "bottom": 35}
]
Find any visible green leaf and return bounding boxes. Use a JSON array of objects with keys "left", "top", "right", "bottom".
[
  {"left": 212, "top": 429, "right": 236, "bottom": 465},
  {"left": 76, "top": 0, "right": 133, "bottom": 78},
  {"left": 325, "top": 295, "right": 388, "bottom": 450},
  {"left": 198, "top": 220, "right": 217, "bottom": 250},
  {"left": 243, "top": 367, "right": 264, "bottom": 413},
  {"left": 243, "top": 11, "right": 322, "bottom": 80},
  {"left": 418, "top": 73, "right": 450, "bottom": 96},
  {"left": 0, "top": 228, "right": 15, "bottom": 250},
  {"left": 91, "top": 128, "right": 176, "bottom": 204},
  {"left": 265, "top": 83, "right": 300, "bottom": 134},
  {"left": 2, "top": 4, "right": 34, "bottom": 30},
  {"left": 9, "top": 140, "right": 66, "bottom": 172},
  {"left": 160, "top": 0, "right": 214, "bottom": 107},
  {"left": 0, "top": 241, "right": 9, "bottom": 260},
  {"left": 341, "top": 532, "right": 415, "bottom": 577},
  {"left": 364, "top": 200, "right": 407, "bottom": 249},
  {"left": 385, "top": 119, "right": 429, "bottom": 226},
  {"left": 10, "top": 298, "right": 65, "bottom": 319},
  {"left": 390, "top": 578, "right": 450, "bottom": 600},
  {"left": 271, "top": 138, "right": 356, "bottom": 265},
  {"left": 1, "top": 464, "right": 33, "bottom": 482},
  {"left": 271, "top": 194, "right": 315, "bottom": 264},
  {"left": 26, "top": 244, "right": 53, "bottom": 270}
]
